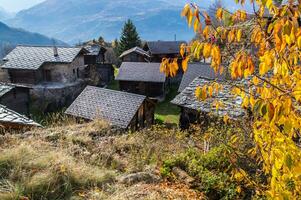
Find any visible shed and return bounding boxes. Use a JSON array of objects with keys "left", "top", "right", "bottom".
[
  {"left": 171, "top": 77, "right": 246, "bottom": 129},
  {"left": 65, "top": 86, "right": 156, "bottom": 130},
  {"left": 178, "top": 63, "right": 226, "bottom": 92},
  {"left": 143, "top": 41, "right": 186, "bottom": 62},
  {"left": 0, "top": 83, "right": 30, "bottom": 115},
  {"left": 120, "top": 47, "right": 150, "bottom": 62},
  {"left": 0, "top": 104, "right": 41, "bottom": 130},
  {"left": 116, "top": 62, "right": 167, "bottom": 99}
]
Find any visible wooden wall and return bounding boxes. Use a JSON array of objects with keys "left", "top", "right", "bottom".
[
  {"left": 119, "top": 81, "right": 165, "bottom": 97},
  {"left": 121, "top": 53, "right": 147, "bottom": 62},
  {"left": 9, "top": 69, "right": 43, "bottom": 85}
]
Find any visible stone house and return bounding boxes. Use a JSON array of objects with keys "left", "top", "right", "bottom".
[
  {"left": 1, "top": 45, "right": 88, "bottom": 85},
  {"left": 116, "top": 62, "right": 167, "bottom": 99},
  {"left": 0, "top": 83, "right": 30, "bottom": 115},
  {"left": 119, "top": 47, "right": 150, "bottom": 62},
  {"left": 0, "top": 45, "right": 89, "bottom": 113},
  {"left": 84, "top": 44, "right": 114, "bottom": 86},
  {"left": 65, "top": 86, "right": 156, "bottom": 130},
  {"left": 0, "top": 104, "right": 41, "bottom": 130},
  {"left": 171, "top": 77, "right": 246, "bottom": 129}
]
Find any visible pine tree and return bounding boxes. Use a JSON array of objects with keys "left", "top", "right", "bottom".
[{"left": 118, "top": 19, "right": 141, "bottom": 55}]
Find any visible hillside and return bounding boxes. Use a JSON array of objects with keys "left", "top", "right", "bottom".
[
  {"left": 0, "top": 21, "right": 66, "bottom": 58},
  {"left": 0, "top": 7, "right": 12, "bottom": 21},
  {"left": 6, "top": 0, "right": 199, "bottom": 44}
]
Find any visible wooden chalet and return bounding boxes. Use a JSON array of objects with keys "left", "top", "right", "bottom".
[
  {"left": 143, "top": 41, "right": 186, "bottom": 62},
  {"left": 119, "top": 47, "right": 150, "bottom": 62},
  {"left": 84, "top": 44, "right": 114, "bottom": 86},
  {"left": 65, "top": 86, "right": 156, "bottom": 130},
  {"left": 171, "top": 77, "right": 246, "bottom": 130},
  {"left": 0, "top": 104, "right": 41, "bottom": 130},
  {"left": 1, "top": 45, "right": 88, "bottom": 85},
  {"left": 0, "top": 83, "right": 30, "bottom": 116},
  {"left": 116, "top": 62, "right": 167, "bottom": 99}
]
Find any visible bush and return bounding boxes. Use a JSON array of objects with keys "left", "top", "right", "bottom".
[{"left": 161, "top": 146, "right": 238, "bottom": 199}]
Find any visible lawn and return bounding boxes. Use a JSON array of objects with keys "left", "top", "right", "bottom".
[{"left": 155, "top": 86, "right": 180, "bottom": 126}]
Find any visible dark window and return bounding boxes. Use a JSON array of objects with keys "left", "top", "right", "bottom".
[
  {"left": 44, "top": 70, "right": 51, "bottom": 82},
  {"left": 73, "top": 69, "right": 76, "bottom": 74},
  {"left": 77, "top": 68, "right": 80, "bottom": 78}
]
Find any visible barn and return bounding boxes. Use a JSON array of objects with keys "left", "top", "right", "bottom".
[
  {"left": 116, "top": 62, "right": 167, "bottom": 99},
  {"left": 171, "top": 77, "right": 246, "bottom": 129},
  {"left": 65, "top": 86, "right": 156, "bottom": 130}
]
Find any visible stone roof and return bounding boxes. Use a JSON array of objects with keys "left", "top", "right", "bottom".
[
  {"left": 0, "top": 105, "right": 41, "bottom": 127},
  {"left": 172, "top": 77, "right": 246, "bottom": 119},
  {"left": 116, "top": 62, "right": 166, "bottom": 83},
  {"left": 1, "top": 45, "right": 85, "bottom": 70},
  {"left": 178, "top": 63, "right": 226, "bottom": 92},
  {"left": 84, "top": 44, "right": 107, "bottom": 56},
  {"left": 65, "top": 86, "right": 146, "bottom": 129},
  {"left": 119, "top": 47, "right": 150, "bottom": 58},
  {"left": 0, "top": 84, "right": 14, "bottom": 97},
  {"left": 145, "top": 41, "right": 186, "bottom": 55}
]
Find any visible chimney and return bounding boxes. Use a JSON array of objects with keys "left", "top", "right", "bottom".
[
  {"left": 52, "top": 39, "right": 58, "bottom": 57},
  {"left": 53, "top": 46, "right": 58, "bottom": 57}
]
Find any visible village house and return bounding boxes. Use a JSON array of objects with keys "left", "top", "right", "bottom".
[
  {"left": 1, "top": 45, "right": 88, "bottom": 85},
  {"left": 116, "top": 62, "right": 167, "bottom": 99},
  {"left": 143, "top": 41, "right": 186, "bottom": 62},
  {"left": 0, "top": 83, "right": 30, "bottom": 115},
  {"left": 0, "top": 45, "right": 89, "bottom": 112},
  {"left": 119, "top": 47, "right": 150, "bottom": 62},
  {"left": 65, "top": 86, "right": 156, "bottom": 130},
  {"left": 178, "top": 63, "right": 226, "bottom": 92},
  {"left": 0, "top": 104, "right": 41, "bottom": 130},
  {"left": 84, "top": 44, "right": 114, "bottom": 86},
  {"left": 171, "top": 77, "right": 246, "bottom": 129}
]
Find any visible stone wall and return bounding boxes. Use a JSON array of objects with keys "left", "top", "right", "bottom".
[
  {"left": 30, "top": 80, "right": 87, "bottom": 113},
  {"left": 42, "top": 55, "right": 86, "bottom": 83}
]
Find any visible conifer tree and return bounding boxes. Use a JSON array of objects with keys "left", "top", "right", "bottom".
[{"left": 118, "top": 19, "right": 141, "bottom": 55}]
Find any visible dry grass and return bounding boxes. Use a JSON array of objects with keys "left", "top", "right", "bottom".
[{"left": 0, "top": 120, "right": 200, "bottom": 199}]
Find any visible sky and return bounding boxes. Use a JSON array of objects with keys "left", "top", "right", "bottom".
[{"left": 0, "top": 0, "right": 44, "bottom": 13}]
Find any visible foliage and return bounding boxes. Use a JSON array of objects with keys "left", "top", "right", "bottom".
[
  {"left": 161, "top": 0, "right": 301, "bottom": 198},
  {"left": 117, "top": 19, "right": 141, "bottom": 55}
]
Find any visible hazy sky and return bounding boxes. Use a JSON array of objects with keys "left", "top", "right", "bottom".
[{"left": 0, "top": 0, "right": 44, "bottom": 12}]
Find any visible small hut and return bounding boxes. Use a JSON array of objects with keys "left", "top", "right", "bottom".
[{"left": 65, "top": 86, "right": 156, "bottom": 130}]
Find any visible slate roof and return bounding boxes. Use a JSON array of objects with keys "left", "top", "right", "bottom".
[
  {"left": 84, "top": 44, "right": 107, "bottom": 56},
  {"left": 145, "top": 41, "right": 186, "bottom": 55},
  {"left": 0, "top": 105, "right": 41, "bottom": 127},
  {"left": 65, "top": 86, "right": 146, "bottom": 129},
  {"left": 0, "top": 84, "right": 14, "bottom": 97},
  {"left": 116, "top": 62, "right": 166, "bottom": 83},
  {"left": 119, "top": 47, "right": 150, "bottom": 58},
  {"left": 1, "top": 45, "right": 85, "bottom": 70},
  {"left": 172, "top": 77, "right": 246, "bottom": 119},
  {"left": 178, "top": 63, "right": 226, "bottom": 92}
]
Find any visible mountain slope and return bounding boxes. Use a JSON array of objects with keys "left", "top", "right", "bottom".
[
  {"left": 0, "top": 21, "right": 66, "bottom": 58},
  {"left": 0, "top": 7, "right": 12, "bottom": 21},
  {"left": 7, "top": 0, "right": 201, "bottom": 44}
]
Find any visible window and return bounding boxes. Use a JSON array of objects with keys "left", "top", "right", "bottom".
[{"left": 44, "top": 70, "right": 51, "bottom": 82}]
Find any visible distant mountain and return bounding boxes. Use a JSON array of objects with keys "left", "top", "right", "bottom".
[
  {"left": 0, "top": 21, "right": 66, "bottom": 58},
  {"left": 6, "top": 0, "right": 201, "bottom": 44},
  {"left": 0, "top": 7, "right": 13, "bottom": 21}
]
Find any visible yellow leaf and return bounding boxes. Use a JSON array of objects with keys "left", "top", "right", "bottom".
[
  {"left": 216, "top": 8, "right": 223, "bottom": 21},
  {"left": 182, "top": 56, "right": 189, "bottom": 72},
  {"left": 237, "top": 29, "right": 242, "bottom": 42}
]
